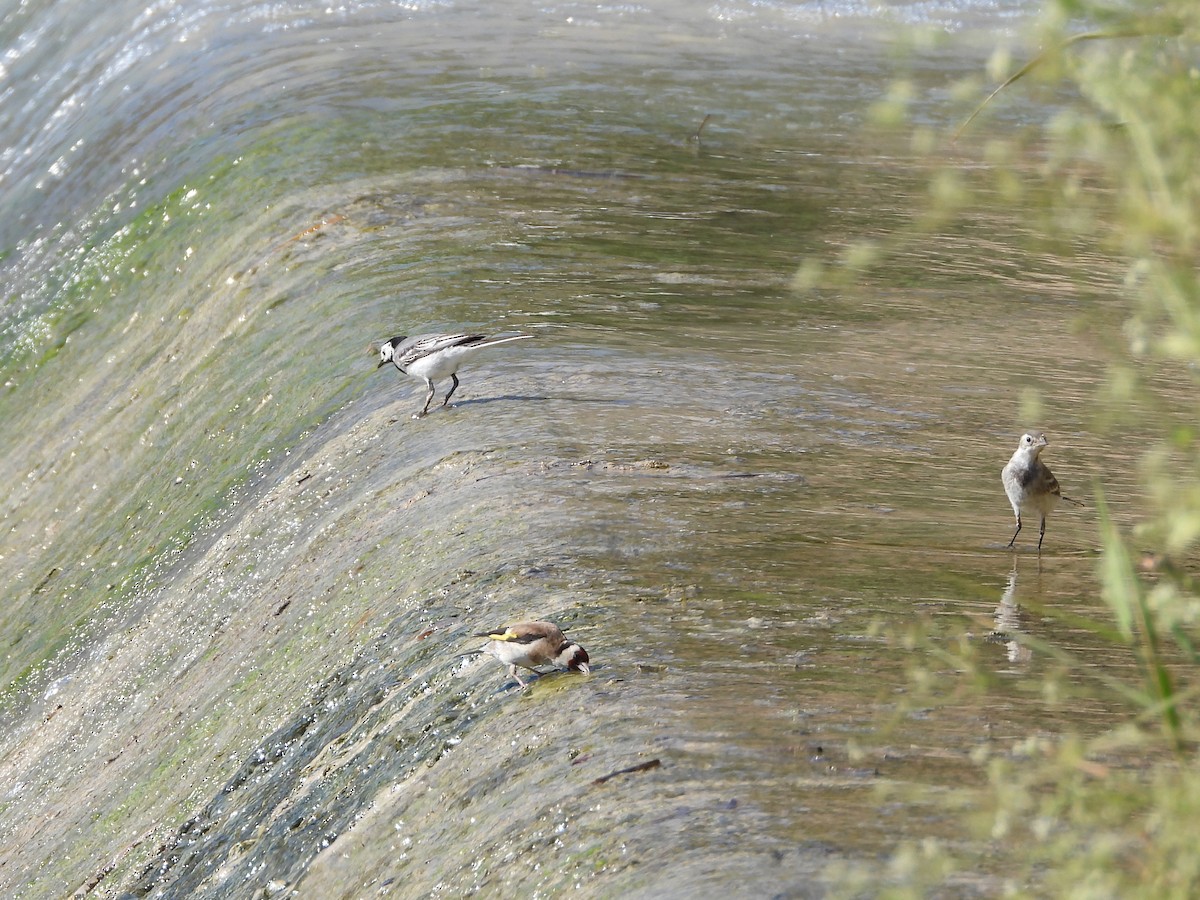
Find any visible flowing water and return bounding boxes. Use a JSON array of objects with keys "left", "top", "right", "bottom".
[{"left": 0, "top": 1, "right": 1171, "bottom": 897}]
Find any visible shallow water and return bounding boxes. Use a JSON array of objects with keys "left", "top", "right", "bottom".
[{"left": 0, "top": 0, "right": 1172, "bottom": 896}]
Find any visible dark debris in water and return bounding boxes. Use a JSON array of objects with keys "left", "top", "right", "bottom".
[{"left": 591, "top": 758, "right": 662, "bottom": 786}]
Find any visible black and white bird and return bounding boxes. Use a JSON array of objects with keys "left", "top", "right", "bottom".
[
  {"left": 376, "top": 331, "right": 533, "bottom": 418},
  {"left": 470, "top": 620, "right": 590, "bottom": 688},
  {"left": 1001, "top": 431, "right": 1082, "bottom": 551}
]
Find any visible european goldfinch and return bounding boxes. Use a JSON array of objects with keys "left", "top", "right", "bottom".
[
  {"left": 1001, "top": 431, "right": 1082, "bottom": 551},
  {"left": 376, "top": 331, "right": 533, "bottom": 418},
  {"left": 474, "top": 621, "right": 590, "bottom": 687}
]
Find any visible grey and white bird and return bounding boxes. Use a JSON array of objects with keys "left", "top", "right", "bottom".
[
  {"left": 1001, "top": 431, "right": 1082, "bottom": 551},
  {"left": 471, "top": 620, "right": 590, "bottom": 688},
  {"left": 376, "top": 331, "right": 533, "bottom": 418}
]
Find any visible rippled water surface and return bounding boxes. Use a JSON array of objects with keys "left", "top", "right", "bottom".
[{"left": 0, "top": 1, "right": 1169, "bottom": 897}]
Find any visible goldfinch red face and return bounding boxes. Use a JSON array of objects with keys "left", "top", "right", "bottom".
[{"left": 561, "top": 644, "right": 590, "bottom": 675}]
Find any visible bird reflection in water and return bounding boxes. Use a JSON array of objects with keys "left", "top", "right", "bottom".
[{"left": 988, "top": 560, "right": 1033, "bottom": 666}]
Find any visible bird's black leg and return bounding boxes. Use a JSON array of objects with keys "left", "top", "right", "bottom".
[
  {"left": 416, "top": 379, "right": 435, "bottom": 417},
  {"left": 442, "top": 373, "right": 460, "bottom": 407},
  {"left": 1007, "top": 515, "right": 1022, "bottom": 549},
  {"left": 1037, "top": 516, "right": 1046, "bottom": 552}
]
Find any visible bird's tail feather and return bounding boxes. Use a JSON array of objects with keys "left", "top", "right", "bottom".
[{"left": 473, "top": 334, "right": 534, "bottom": 350}]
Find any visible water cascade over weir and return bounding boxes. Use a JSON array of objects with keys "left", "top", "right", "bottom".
[{"left": 0, "top": 1, "right": 1147, "bottom": 897}]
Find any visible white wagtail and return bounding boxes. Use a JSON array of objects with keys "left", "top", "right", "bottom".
[
  {"left": 469, "top": 621, "right": 590, "bottom": 688},
  {"left": 376, "top": 331, "right": 532, "bottom": 418},
  {"left": 1001, "top": 431, "right": 1082, "bottom": 551}
]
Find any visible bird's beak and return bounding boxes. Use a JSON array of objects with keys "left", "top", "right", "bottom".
[
  {"left": 577, "top": 662, "right": 591, "bottom": 676},
  {"left": 376, "top": 359, "right": 388, "bottom": 369}
]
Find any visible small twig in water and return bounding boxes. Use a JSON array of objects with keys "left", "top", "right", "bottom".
[
  {"left": 592, "top": 758, "right": 662, "bottom": 785},
  {"left": 271, "top": 213, "right": 347, "bottom": 254},
  {"left": 33, "top": 567, "right": 60, "bottom": 594}
]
